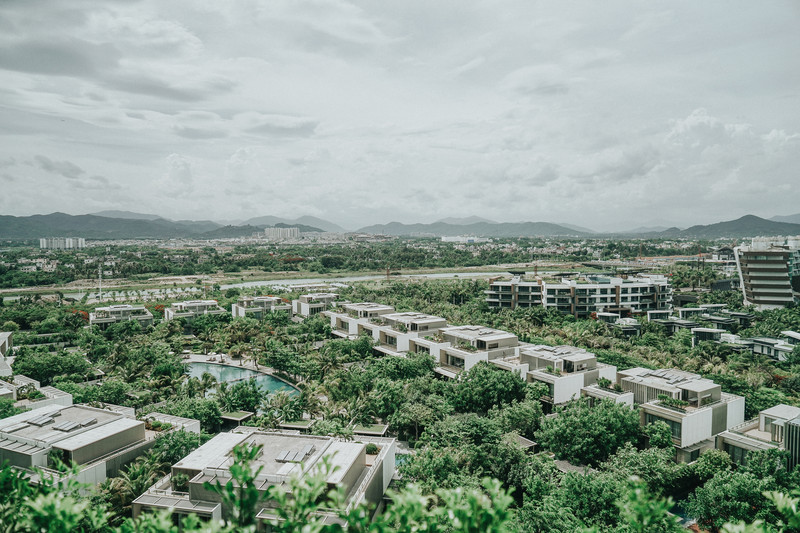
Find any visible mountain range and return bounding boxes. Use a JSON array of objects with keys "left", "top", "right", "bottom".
[{"left": 2, "top": 211, "right": 799, "bottom": 240}]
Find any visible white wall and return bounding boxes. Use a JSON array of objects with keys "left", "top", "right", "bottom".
[{"left": 681, "top": 409, "right": 713, "bottom": 448}]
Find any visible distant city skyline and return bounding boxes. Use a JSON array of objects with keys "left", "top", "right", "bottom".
[{"left": 1, "top": 1, "right": 799, "bottom": 232}]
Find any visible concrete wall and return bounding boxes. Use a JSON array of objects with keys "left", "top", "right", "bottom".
[
  {"left": 104, "top": 438, "right": 155, "bottom": 477},
  {"left": 68, "top": 423, "right": 146, "bottom": 465},
  {"left": 681, "top": 409, "right": 713, "bottom": 448}
]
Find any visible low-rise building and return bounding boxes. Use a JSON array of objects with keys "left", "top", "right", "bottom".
[
  {"left": 0, "top": 404, "right": 150, "bottom": 485},
  {"left": 716, "top": 404, "right": 800, "bottom": 470},
  {"left": 493, "top": 344, "right": 618, "bottom": 407},
  {"left": 434, "top": 325, "right": 518, "bottom": 378},
  {"left": 164, "top": 300, "right": 226, "bottom": 324},
  {"left": 89, "top": 305, "right": 155, "bottom": 330},
  {"left": 0, "top": 331, "right": 12, "bottom": 358},
  {"left": 132, "top": 430, "right": 396, "bottom": 525},
  {"left": 324, "top": 303, "right": 395, "bottom": 339},
  {"left": 620, "top": 368, "right": 745, "bottom": 462},
  {"left": 231, "top": 296, "right": 292, "bottom": 319},
  {"left": 292, "top": 293, "right": 337, "bottom": 318},
  {"left": 358, "top": 312, "right": 447, "bottom": 357}
]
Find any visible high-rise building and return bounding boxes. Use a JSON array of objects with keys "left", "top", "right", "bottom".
[
  {"left": 264, "top": 227, "right": 300, "bottom": 240},
  {"left": 39, "top": 237, "right": 85, "bottom": 250},
  {"left": 734, "top": 237, "right": 800, "bottom": 310}
]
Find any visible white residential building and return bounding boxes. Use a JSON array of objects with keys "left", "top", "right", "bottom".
[
  {"left": 292, "top": 293, "right": 337, "bottom": 318},
  {"left": 132, "top": 430, "right": 396, "bottom": 525},
  {"left": 89, "top": 305, "right": 155, "bottom": 330},
  {"left": 620, "top": 368, "right": 745, "bottom": 462},
  {"left": 232, "top": 296, "right": 292, "bottom": 319},
  {"left": 164, "top": 300, "right": 226, "bottom": 324},
  {"left": 486, "top": 274, "right": 672, "bottom": 318},
  {"left": 39, "top": 237, "right": 86, "bottom": 250},
  {"left": 264, "top": 227, "right": 300, "bottom": 240}
]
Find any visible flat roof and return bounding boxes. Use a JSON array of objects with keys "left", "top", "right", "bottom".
[
  {"left": 761, "top": 404, "right": 800, "bottom": 422},
  {"left": 324, "top": 441, "right": 364, "bottom": 485},
  {"left": 441, "top": 325, "right": 515, "bottom": 340},
  {"left": 0, "top": 405, "right": 121, "bottom": 445},
  {"left": 54, "top": 417, "right": 143, "bottom": 451},
  {"left": 343, "top": 302, "right": 394, "bottom": 311}
]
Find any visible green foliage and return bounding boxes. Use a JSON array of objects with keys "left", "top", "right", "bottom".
[
  {"left": 685, "top": 471, "right": 782, "bottom": 531},
  {"left": 0, "top": 398, "right": 24, "bottom": 420},
  {"left": 204, "top": 443, "right": 266, "bottom": 528},
  {"left": 644, "top": 421, "right": 674, "bottom": 449},
  {"left": 536, "top": 398, "right": 641, "bottom": 467},
  {"left": 450, "top": 362, "right": 528, "bottom": 414},
  {"left": 11, "top": 346, "right": 91, "bottom": 385}
]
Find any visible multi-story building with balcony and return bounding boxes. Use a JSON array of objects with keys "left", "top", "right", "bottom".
[
  {"left": 356, "top": 312, "right": 447, "bottom": 357},
  {"left": 433, "top": 325, "right": 519, "bottom": 378},
  {"left": 89, "top": 305, "right": 155, "bottom": 330},
  {"left": 324, "top": 303, "right": 395, "bottom": 339},
  {"left": 492, "top": 344, "right": 620, "bottom": 408},
  {"left": 231, "top": 296, "right": 292, "bottom": 319},
  {"left": 164, "top": 300, "right": 226, "bottom": 324},
  {"left": 292, "top": 293, "right": 337, "bottom": 318},
  {"left": 132, "top": 429, "right": 396, "bottom": 525},
  {"left": 734, "top": 237, "right": 799, "bottom": 310},
  {"left": 715, "top": 404, "right": 800, "bottom": 468},
  {"left": 486, "top": 274, "right": 672, "bottom": 318},
  {"left": 619, "top": 368, "right": 745, "bottom": 462}
]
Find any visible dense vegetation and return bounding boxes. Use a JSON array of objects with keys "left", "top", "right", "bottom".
[{"left": 1, "top": 277, "right": 800, "bottom": 530}]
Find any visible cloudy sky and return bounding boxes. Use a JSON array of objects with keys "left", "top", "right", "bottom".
[{"left": 1, "top": 1, "right": 799, "bottom": 231}]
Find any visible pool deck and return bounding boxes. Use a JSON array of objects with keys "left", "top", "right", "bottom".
[{"left": 184, "top": 353, "right": 299, "bottom": 391}]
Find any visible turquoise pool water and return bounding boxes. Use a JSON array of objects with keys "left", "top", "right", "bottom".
[{"left": 187, "top": 362, "right": 297, "bottom": 396}]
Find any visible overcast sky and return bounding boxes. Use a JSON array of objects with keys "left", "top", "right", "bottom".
[{"left": 1, "top": 1, "right": 799, "bottom": 231}]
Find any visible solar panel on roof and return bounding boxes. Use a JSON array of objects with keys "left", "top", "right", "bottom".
[
  {"left": 28, "top": 416, "right": 54, "bottom": 427},
  {"left": 2, "top": 422, "right": 28, "bottom": 433},
  {"left": 276, "top": 450, "right": 290, "bottom": 462},
  {"left": 80, "top": 418, "right": 97, "bottom": 427},
  {"left": 53, "top": 421, "right": 79, "bottom": 432}
]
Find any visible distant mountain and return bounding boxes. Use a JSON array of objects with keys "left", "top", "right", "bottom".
[
  {"left": 620, "top": 226, "right": 673, "bottom": 234},
  {"left": 172, "top": 219, "right": 224, "bottom": 233},
  {"left": 0, "top": 213, "right": 255, "bottom": 240},
  {"left": 90, "top": 210, "right": 163, "bottom": 221},
  {"left": 670, "top": 215, "right": 800, "bottom": 238},
  {"left": 771, "top": 213, "right": 800, "bottom": 224},
  {"left": 356, "top": 220, "right": 586, "bottom": 237},
  {"left": 558, "top": 223, "right": 596, "bottom": 234},
  {"left": 241, "top": 215, "right": 346, "bottom": 233},
  {"left": 436, "top": 216, "right": 497, "bottom": 225},
  {"left": 200, "top": 225, "right": 263, "bottom": 239}
]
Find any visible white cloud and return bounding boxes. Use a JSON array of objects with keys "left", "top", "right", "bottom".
[{"left": 0, "top": 1, "right": 798, "bottom": 230}]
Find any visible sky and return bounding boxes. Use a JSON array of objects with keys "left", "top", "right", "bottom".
[{"left": 1, "top": 1, "right": 799, "bottom": 232}]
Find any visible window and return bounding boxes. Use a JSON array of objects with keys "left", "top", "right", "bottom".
[
  {"left": 689, "top": 448, "right": 701, "bottom": 463},
  {"left": 447, "top": 354, "right": 465, "bottom": 369},
  {"left": 724, "top": 443, "right": 748, "bottom": 465},
  {"left": 646, "top": 413, "right": 681, "bottom": 439}
]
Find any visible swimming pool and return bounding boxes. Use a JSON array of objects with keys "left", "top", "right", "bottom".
[{"left": 186, "top": 362, "right": 297, "bottom": 396}]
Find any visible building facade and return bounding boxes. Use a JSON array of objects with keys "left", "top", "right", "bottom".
[
  {"left": 39, "top": 237, "right": 86, "bottom": 250},
  {"left": 486, "top": 274, "right": 672, "bottom": 318},
  {"left": 734, "top": 237, "right": 800, "bottom": 310}
]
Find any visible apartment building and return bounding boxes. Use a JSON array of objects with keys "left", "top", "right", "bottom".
[
  {"left": 132, "top": 430, "right": 396, "bottom": 525},
  {"left": 264, "top": 227, "right": 300, "bottom": 240},
  {"left": 39, "top": 237, "right": 86, "bottom": 250},
  {"left": 0, "top": 404, "right": 149, "bottom": 484},
  {"left": 486, "top": 274, "right": 672, "bottom": 318},
  {"left": 89, "top": 305, "right": 155, "bottom": 330},
  {"left": 716, "top": 404, "right": 800, "bottom": 468},
  {"left": 231, "top": 296, "right": 292, "bottom": 319},
  {"left": 734, "top": 237, "right": 799, "bottom": 310},
  {"left": 292, "top": 293, "right": 337, "bottom": 318},
  {"left": 164, "top": 300, "right": 226, "bottom": 324},
  {"left": 324, "top": 303, "right": 395, "bottom": 339},
  {"left": 357, "top": 312, "right": 447, "bottom": 357},
  {"left": 619, "top": 368, "right": 745, "bottom": 462}
]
